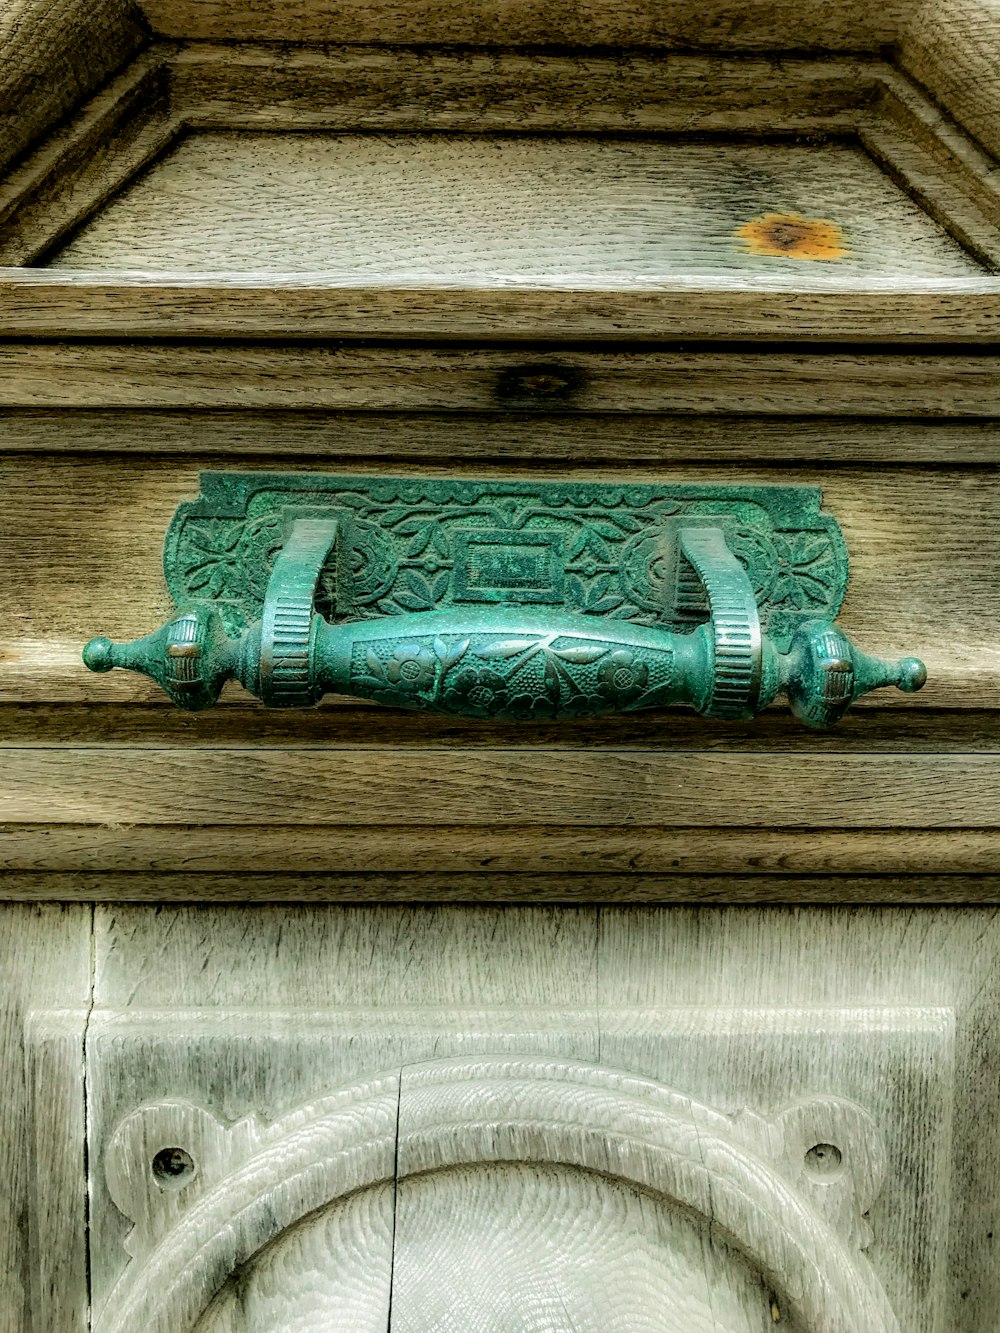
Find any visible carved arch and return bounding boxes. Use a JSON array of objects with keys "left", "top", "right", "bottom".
[{"left": 97, "top": 1056, "right": 899, "bottom": 1333}]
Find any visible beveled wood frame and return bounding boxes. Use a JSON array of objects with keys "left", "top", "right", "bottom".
[{"left": 0, "top": 43, "right": 999, "bottom": 341}]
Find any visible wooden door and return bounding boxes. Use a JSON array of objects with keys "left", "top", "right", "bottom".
[
  {"left": 3, "top": 1, "right": 1000, "bottom": 1330},
  {"left": 11, "top": 903, "right": 998, "bottom": 1333}
]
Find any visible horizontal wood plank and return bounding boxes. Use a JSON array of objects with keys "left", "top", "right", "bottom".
[
  {"left": 2, "top": 705, "right": 994, "bottom": 752},
  {"left": 137, "top": 0, "right": 908, "bottom": 48},
  {"left": 2, "top": 274, "right": 999, "bottom": 341},
  {"left": 3, "top": 823, "right": 1000, "bottom": 876},
  {"left": 171, "top": 47, "right": 874, "bottom": 134},
  {"left": 2, "top": 345, "right": 1000, "bottom": 413},
  {"left": 4, "top": 411, "right": 1000, "bottom": 464},
  {"left": 3, "top": 748, "right": 998, "bottom": 827},
  {"left": 2, "top": 869, "right": 999, "bottom": 903}
]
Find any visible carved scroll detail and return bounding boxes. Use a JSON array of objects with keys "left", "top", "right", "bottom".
[{"left": 98, "top": 1056, "right": 898, "bottom": 1333}]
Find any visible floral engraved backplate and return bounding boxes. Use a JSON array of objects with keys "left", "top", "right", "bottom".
[{"left": 166, "top": 473, "right": 848, "bottom": 643}]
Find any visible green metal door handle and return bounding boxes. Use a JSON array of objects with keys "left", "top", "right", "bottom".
[{"left": 83, "top": 472, "right": 925, "bottom": 728}]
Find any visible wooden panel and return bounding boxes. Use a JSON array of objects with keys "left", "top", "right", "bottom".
[
  {"left": 135, "top": 0, "right": 908, "bottom": 49},
  {"left": 86, "top": 907, "right": 598, "bottom": 1326},
  {"left": 45, "top": 132, "right": 981, "bottom": 278},
  {"left": 5, "top": 410, "right": 1000, "bottom": 464},
  {"left": 0, "top": 457, "right": 992, "bottom": 708},
  {"left": 170, "top": 47, "right": 875, "bottom": 135},
  {"left": 4, "top": 748, "right": 998, "bottom": 828},
  {"left": 75, "top": 904, "right": 1000, "bottom": 1330},
  {"left": 3, "top": 344, "right": 999, "bottom": 415},
  {"left": 0, "top": 904, "right": 91, "bottom": 1333},
  {"left": 600, "top": 906, "right": 1000, "bottom": 1332},
  {"left": 7, "top": 44, "right": 996, "bottom": 275},
  {"left": 4, "top": 271, "right": 998, "bottom": 341}
]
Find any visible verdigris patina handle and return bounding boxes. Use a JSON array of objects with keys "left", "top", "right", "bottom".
[{"left": 83, "top": 480, "right": 926, "bottom": 727}]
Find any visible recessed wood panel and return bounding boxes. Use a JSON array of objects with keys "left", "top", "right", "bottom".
[
  {"left": 45, "top": 133, "right": 982, "bottom": 279},
  {"left": 60, "top": 905, "right": 996, "bottom": 1332}
]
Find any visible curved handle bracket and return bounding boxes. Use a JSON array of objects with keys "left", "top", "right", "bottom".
[
  {"left": 258, "top": 516, "right": 339, "bottom": 707},
  {"left": 679, "top": 525, "right": 762, "bottom": 720}
]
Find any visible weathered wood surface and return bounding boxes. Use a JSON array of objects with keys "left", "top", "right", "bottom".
[
  {"left": 4, "top": 272, "right": 999, "bottom": 341},
  {"left": 75, "top": 904, "right": 1000, "bottom": 1331},
  {"left": 0, "top": 0, "right": 146, "bottom": 178},
  {"left": 171, "top": 47, "right": 873, "bottom": 134},
  {"left": 134, "top": 0, "right": 909, "bottom": 48},
  {"left": 0, "top": 904, "right": 91, "bottom": 1333},
  {"left": 44, "top": 132, "right": 981, "bottom": 279},
  {"left": 5, "top": 823, "right": 1000, "bottom": 878},
  {"left": 4, "top": 44, "right": 998, "bottom": 275},
  {"left": 3, "top": 703, "right": 996, "bottom": 750},
  {"left": 0, "top": 52, "right": 177, "bottom": 268},
  {"left": 3, "top": 344, "right": 1000, "bottom": 415},
  {"left": 901, "top": 0, "right": 1000, "bottom": 164},
  {"left": 6, "top": 410, "right": 1000, "bottom": 464},
  {"left": 3, "top": 870, "right": 1000, "bottom": 904},
  {"left": 4, "top": 747, "right": 998, "bottom": 829}
]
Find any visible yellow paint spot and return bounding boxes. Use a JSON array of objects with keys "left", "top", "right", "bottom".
[{"left": 736, "top": 211, "right": 848, "bottom": 261}]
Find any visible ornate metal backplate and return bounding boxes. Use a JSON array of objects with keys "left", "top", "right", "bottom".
[{"left": 165, "top": 472, "right": 849, "bottom": 650}]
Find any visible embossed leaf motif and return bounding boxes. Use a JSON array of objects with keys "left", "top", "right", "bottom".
[
  {"left": 364, "top": 649, "right": 385, "bottom": 680},
  {"left": 433, "top": 636, "right": 469, "bottom": 670},
  {"left": 183, "top": 521, "right": 243, "bottom": 597},
  {"left": 771, "top": 533, "right": 838, "bottom": 609},
  {"left": 405, "top": 525, "right": 434, "bottom": 557},
  {"left": 473, "top": 638, "right": 539, "bottom": 659},
  {"left": 549, "top": 644, "right": 609, "bottom": 664}
]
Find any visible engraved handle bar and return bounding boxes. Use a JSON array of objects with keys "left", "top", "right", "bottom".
[{"left": 84, "top": 517, "right": 925, "bottom": 727}]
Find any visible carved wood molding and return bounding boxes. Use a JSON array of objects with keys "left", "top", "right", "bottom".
[{"left": 97, "top": 1056, "right": 899, "bottom": 1333}]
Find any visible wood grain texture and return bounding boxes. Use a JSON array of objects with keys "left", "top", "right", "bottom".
[
  {"left": 379, "top": 1164, "right": 789, "bottom": 1333},
  {"left": 79, "top": 904, "right": 1000, "bottom": 1329},
  {"left": 599, "top": 906, "right": 1000, "bottom": 1331},
  {"left": 4, "top": 748, "right": 999, "bottom": 828},
  {"left": 7, "top": 43, "right": 997, "bottom": 280},
  {"left": 0, "top": 904, "right": 91, "bottom": 1333},
  {"left": 901, "top": 0, "right": 1000, "bottom": 164},
  {"left": 4, "top": 823, "right": 1000, "bottom": 878},
  {"left": 0, "top": 458, "right": 993, "bottom": 708},
  {"left": 195, "top": 1184, "right": 395, "bottom": 1333},
  {"left": 0, "top": 52, "right": 178, "bottom": 267},
  {"left": 4, "top": 344, "right": 1000, "bottom": 414},
  {"left": 134, "top": 0, "right": 909, "bottom": 48},
  {"left": 4, "top": 870, "right": 1000, "bottom": 905},
  {"left": 5, "top": 410, "right": 1000, "bottom": 464},
  {"left": 45, "top": 131, "right": 981, "bottom": 279},
  {"left": 3, "top": 704, "right": 995, "bottom": 751},
  {"left": 0, "top": 0, "right": 147, "bottom": 178},
  {"left": 873, "top": 69, "right": 1000, "bottom": 248},
  {"left": 170, "top": 46, "right": 875, "bottom": 135},
  {"left": 3, "top": 272, "right": 999, "bottom": 341}
]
